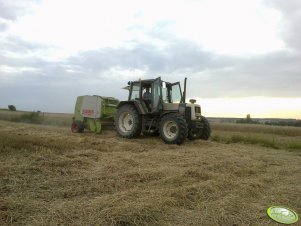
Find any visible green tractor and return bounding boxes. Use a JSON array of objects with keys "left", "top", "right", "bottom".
[
  {"left": 71, "top": 95, "right": 119, "bottom": 133},
  {"left": 114, "top": 77, "right": 211, "bottom": 144}
]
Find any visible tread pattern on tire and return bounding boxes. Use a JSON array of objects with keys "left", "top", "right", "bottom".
[
  {"left": 115, "top": 104, "right": 141, "bottom": 138},
  {"left": 200, "top": 116, "right": 211, "bottom": 140},
  {"left": 187, "top": 129, "right": 201, "bottom": 140},
  {"left": 159, "top": 113, "right": 188, "bottom": 145}
]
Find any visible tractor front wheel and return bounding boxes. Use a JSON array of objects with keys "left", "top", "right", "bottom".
[
  {"left": 200, "top": 116, "right": 211, "bottom": 140},
  {"left": 159, "top": 114, "right": 188, "bottom": 144},
  {"left": 188, "top": 128, "right": 202, "bottom": 140}
]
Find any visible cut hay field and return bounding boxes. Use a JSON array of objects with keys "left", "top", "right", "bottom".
[
  {"left": 0, "top": 119, "right": 300, "bottom": 225},
  {"left": 0, "top": 109, "right": 73, "bottom": 127}
]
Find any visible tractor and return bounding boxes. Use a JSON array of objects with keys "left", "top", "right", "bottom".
[{"left": 114, "top": 77, "right": 211, "bottom": 144}]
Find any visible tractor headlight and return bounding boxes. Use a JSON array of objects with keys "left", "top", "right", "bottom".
[{"left": 195, "top": 106, "right": 202, "bottom": 119}]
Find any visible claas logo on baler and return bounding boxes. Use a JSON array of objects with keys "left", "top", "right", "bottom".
[{"left": 82, "top": 109, "right": 94, "bottom": 116}]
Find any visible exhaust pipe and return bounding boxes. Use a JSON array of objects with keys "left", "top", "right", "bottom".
[{"left": 183, "top": 77, "right": 187, "bottom": 103}]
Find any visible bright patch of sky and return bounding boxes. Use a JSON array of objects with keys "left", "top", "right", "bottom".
[
  {"left": 5, "top": 0, "right": 285, "bottom": 57},
  {"left": 199, "top": 97, "right": 301, "bottom": 119}
]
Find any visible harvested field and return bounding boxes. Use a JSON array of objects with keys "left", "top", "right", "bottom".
[
  {"left": 0, "top": 120, "right": 300, "bottom": 225},
  {"left": 0, "top": 110, "right": 72, "bottom": 127}
]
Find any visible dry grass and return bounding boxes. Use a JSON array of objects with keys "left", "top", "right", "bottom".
[
  {"left": 0, "top": 110, "right": 72, "bottom": 127},
  {"left": 0, "top": 120, "right": 301, "bottom": 226},
  {"left": 212, "top": 122, "right": 301, "bottom": 137},
  {"left": 212, "top": 123, "right": 301, "bottom": 151}
]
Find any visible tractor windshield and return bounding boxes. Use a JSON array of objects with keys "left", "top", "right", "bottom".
[{"left": 130, "top": 83, "right": 140, "bottom": 100}]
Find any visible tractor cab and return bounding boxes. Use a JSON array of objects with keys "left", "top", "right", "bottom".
[{"left": 127, "top": 77, "right": 183, "bottom": 114}]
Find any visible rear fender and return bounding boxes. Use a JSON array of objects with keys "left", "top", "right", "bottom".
[{"left": 117, "top": 101, "right": 146, "bottom": 115}]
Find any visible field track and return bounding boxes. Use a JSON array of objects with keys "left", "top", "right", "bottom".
[{"left": 0, "top": 120, "right": 300, "bottom": 225}]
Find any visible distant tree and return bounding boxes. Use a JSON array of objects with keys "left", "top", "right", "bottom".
[
  {"left": 8, "top": 105, "right": 16, "bottom": 111},
  {"left": 246, "top": 114, "right": 251, "bottom": 121},
  {"left": 265, "top": 119, "right": 301, "bottom": 127},
  {"left": 236, "top": 114, "right": 259, "bottom": 124}
]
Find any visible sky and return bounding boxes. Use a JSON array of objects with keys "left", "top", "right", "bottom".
[{"left": 0, "top": 0, "right": 300, "bottom": 119}]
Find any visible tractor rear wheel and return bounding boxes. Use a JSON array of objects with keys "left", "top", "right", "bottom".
[
  {"left": 115, "top": 104, "right": 142, "bottom": 138},
  {"left": 200, "top": 116, "right": 211, "bottom": 140},
  {"left": 159, "top": 114, "right": 188, "bottom": 144}
]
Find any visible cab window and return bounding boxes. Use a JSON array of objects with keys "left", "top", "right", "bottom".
[
  {"left": 162, "top": 86, "right": 169, "bottom": 103},
  {"left": 170, "top": 83, "right": 182, "bottom": 103},
  {"left": 130, "top": 83, "right": 140, "bottom": 100}
]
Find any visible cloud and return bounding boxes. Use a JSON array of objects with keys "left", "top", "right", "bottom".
[
  {"left": 66, "top": 38, "right": 301, "bottom": 98},
  {"left": 69, "top": 40, "right": 214, "bottom": 74},
  {"left": 191, "top": 50, "right": 301, "bottom": 98},
  {"left": 0, "top": 0, "right": 39, "bottom": 21},
  {"left": 1, "top": 33, "right": 300, "bottom": 113},
  {"left": 0, "top": 0, "right": 300, "bottom": 114},
  {"left": 1, "top": 36, "right": 46, "bottom": 55},
  {"left": 0, "top": 21, "right": 7, "bottom": 31},
  {"left": 265, "top": 0, "right": 301, "bottom": 51}
]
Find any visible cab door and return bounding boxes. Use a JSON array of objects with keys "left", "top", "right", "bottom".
[
  {"left": 151, "top": 77, "right": 163, "bottom": 113},
  {"left": 170, "top": 82, "right": 183, "bottom": 103}
]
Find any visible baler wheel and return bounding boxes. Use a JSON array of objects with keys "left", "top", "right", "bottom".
[{"left": 71, "top": 121, "right": 84, "bottom": 133}]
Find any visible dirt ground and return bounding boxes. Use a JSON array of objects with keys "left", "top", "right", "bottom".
[{"left": 0, "top": 121, "right": 300, "bottom": 225}]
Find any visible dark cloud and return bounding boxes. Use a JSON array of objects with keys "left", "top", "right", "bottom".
[
  {"left": 0, "top": 64, "right": 129, "bottom": 112},
  {"left": 67, "top": 40, "right": 301, "bottom": 99},
  {"left": 265, "top": 0, "right": 301, "bottom": 50},
  {"left": 0, "top": 37, "right": 128, "bottom": 112},
  {"left": 0, "top": 37, "right": 50, "bottom": 73},
  {"left": 0, "top": 22, "right": 7, "bottom": 31},
  {"left": 190, "top": 50, "right": 301, "bottom": 98},
  {"left": 0, "top": 1, "right": 20, "bottom": 21},
  {"left": 69, "top": 40, "right": 214, "bottom": 74},
  {"left": 0, "top": 0, "right": 40, "bottom": 21},
  {"left": 2, "top": 36, "right": 46, "bottom": 52}
]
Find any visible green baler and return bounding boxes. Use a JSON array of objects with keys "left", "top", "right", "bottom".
[{"left": 71, "top": 95, "right": 119, "bottom": 133}]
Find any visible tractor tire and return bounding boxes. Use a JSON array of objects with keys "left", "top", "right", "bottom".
[
  {"left": 200, "top": 116, "right": 211, "bottom": 140},
  {"left": 115, "top": 104, "right": 142, "bottom": 138},
  {"left": 71, "top": 121, "right": 84, "bottom": 133},
  {"left": 159, "top": 114, "right": 188, "bottom": 144},
  {"left": 187, "top": 128, "right": 202, "bottom": 140}
]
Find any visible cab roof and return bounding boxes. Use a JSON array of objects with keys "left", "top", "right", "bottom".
[{"left": 127, "top": 77, "right": 172, "bottom": 86}]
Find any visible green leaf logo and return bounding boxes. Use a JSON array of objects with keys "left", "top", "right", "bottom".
[{"left": 267, "top": 206, "right": 298, "bottom": 224}]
